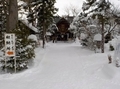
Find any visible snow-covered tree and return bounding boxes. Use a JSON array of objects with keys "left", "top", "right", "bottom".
[
  {"left": 0, "top": 0, "right": 7, "bottom": 29},
  {"left": 1, "top": 23, "right": 35, "bottom": 72},
  {"left": 0, "top": 0, "right": 3, "bottom": 48},
  {"left": 82, "top": 0, "right": 112, "bottom": 53},
  {"left": 27, "top": 0, "right": 57, "bottom": 48},
  {"left": 71, "top": 12, "right": 98, "bottom": 50},
  {"left": 70, "top": 0, "right": 113, "bottom": 52},
  {"left": 0, "top": 0, "right": 8, "bottom": 49}
]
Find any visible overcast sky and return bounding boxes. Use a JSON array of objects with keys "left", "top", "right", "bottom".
[{"left": 55, "top": 0, "right": 120, "bottom": 16}]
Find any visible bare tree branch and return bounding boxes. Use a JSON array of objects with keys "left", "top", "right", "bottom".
[{"left": 63, "top": 3, "right": 81, "bottom": 16}]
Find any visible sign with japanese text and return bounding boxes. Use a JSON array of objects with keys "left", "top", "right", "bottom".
[{"left": 5, "top": 33, "right": 15, "bottom": 57}]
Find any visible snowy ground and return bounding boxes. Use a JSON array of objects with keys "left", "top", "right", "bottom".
[{"left": 0, "top": 39, "right": 120, "bottom": 89}]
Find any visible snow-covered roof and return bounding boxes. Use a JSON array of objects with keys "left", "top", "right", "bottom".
[
  {"left": 19, "top": 18, "right": 38, "bottom": 33},
  {"left": 18, "top": 0, "right": 38, "bottom": 33}
]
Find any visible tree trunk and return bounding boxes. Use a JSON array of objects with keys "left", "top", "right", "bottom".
[
  {"left": 7, "top": 0, "right": 18, "bottom": 31},
  {"left": 42, "top": 21, "right": 45, "bottom": 48},
  {"left": 42, "top": 0, "right": 45, "bottom": 48},
  {"left": 101, "top": 18, "right": 104, "bottom": 53}
]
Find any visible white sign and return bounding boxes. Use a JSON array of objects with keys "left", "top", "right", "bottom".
[{"left": 5, "top": 33, "right": 15, "bottom": 57}]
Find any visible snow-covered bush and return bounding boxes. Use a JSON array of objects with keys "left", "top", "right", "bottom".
[
  {"left": 28, "top": 34, "right": 38, "bottom": 48},
  {"left": 0, "top": 0, "right": 7, "bottom": 49}
]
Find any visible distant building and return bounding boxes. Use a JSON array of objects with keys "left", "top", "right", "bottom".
[
  {"left": 51, "top": 16, "right": 74, "bottom": 41},
  {"left": 54, "top": 16, "right": 74, "bottom": 25}
]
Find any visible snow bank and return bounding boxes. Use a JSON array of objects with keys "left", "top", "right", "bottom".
[{"left": 101, "top": 64, "right": 117, "bottom": 79}]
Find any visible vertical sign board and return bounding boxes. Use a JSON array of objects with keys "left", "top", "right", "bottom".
[{"left": 5, "top": 33, "right": 15, "bottom": 57}]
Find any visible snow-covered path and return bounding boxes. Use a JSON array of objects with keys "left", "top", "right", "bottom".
[{"left": 0, "top": 41, "right": 120, "bottom": 89}]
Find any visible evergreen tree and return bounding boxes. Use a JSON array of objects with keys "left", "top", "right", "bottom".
[
  {"left": 27, "top": 0, "right": 57, "bottom": 48},
  {"left": 0, "top": 0, "right": 8, "bottom": 49},
  {"left": 1, "top": 22, "right": 35, "bottom": 72},
  {"left": 81, "top": 0, "right": 112, "bottom": 53},
  {"left": 71, "top": 12, "right": 97, "bottom": 50},
  {"left": 0, "top": 0, "right": 35, "bottom": 73}
]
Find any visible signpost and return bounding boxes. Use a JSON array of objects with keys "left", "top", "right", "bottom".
[
  {"left": 5, "top": 33, "right": 15, "bottom": 57},
  {"left": 4, "top": 33, "right": 16, "bottom": 73}
]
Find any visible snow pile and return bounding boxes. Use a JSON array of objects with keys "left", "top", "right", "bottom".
[
  {"left": 94, "top": 34, "right": 102, "bottom": 41},
  {"left": 98, "top": 64, "right": 117, "bottom": 79},
  {"left": 28, "top": 34, "right": 38, "bottom": 42}
]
